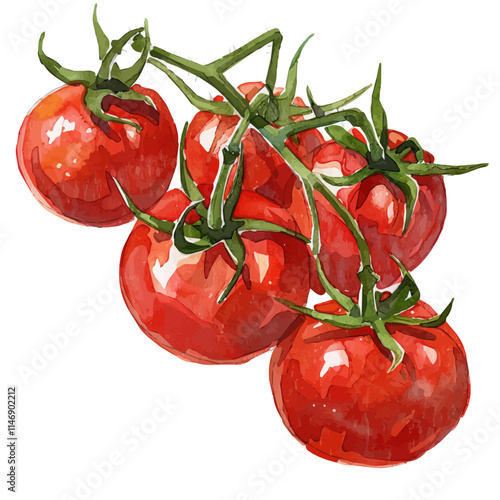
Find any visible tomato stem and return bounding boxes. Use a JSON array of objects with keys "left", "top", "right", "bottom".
[
  {"left": 219, "top": 233, "right": 246, "bottom": 303},
  {"left": 371, "top": 319, "right": 405, "bottom": 372},
  {"left": 148, "top": 58, "right": 235, "bottom": 116},
  {"left": 259, "top": 126, "right": 379, "bottom": 312},
  {"left": 149, "top": 47, "right": 248, "bottom": 117},
  {"left": 211, "top": 29, "right": 283, "bottom": 86},
  {"left": 207, "top": 111, "right": 252, "bottom": 231},
  {"left": 92, "top": 4, "right": 110, "bottom": 61},
  {"left": 275, "top": 299, "right": 364, "bottom": 329},
  {"left": 96, "top": 27, "right": 145, "bottom": 85},
  {"left": 280, "top": 108, "right": 384, "bottom": 160},
  {"left": 262, "top": 128, "right": 372, "bottom": 269},
  {"left": 178, "top": 123, "right": 207, "bottom": 212}
]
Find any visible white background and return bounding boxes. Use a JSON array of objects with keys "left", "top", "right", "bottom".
[{"left": 1, "top": 0, "right": 499, "bottom": 499}]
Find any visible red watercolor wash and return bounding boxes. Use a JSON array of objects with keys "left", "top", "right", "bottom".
[
  {"left": 184, "top": 82, "right": 312, "bottom": 238},
  {"left": 270, "top": 300, "right": 470, "bottom": 466},
  {"left": 17, "top": 84, "right": 178, "bottom": 227},
  {"left": 291, "top": 128, "right": 446, "bottom": 296},
  {"left": 119, "top": 189, "right": 313, "bottom": 364}
]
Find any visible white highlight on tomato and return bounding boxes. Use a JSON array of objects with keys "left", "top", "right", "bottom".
[
  {"left": 46, "top": 116, "right": 75, "bottom": 144},
  {"left": 152, "top": 258, "right": 175, "bottom": 289},
  {"left": 198, "top": 123, "right": 218, "bottom": 152},
  {"left": 423, "top": 345, "right": 438, "bottom": 364},
  {"left": 124, "top": 125, "right": 138, "bottom": 141},
  {"left": 387, "top": 201, "right": 395, "bottom": 221},
  {"left": 253, "top": 252, "right": 270, "bottom": 283},
  {"left": 320, "top": 348, "right": 349, "bottom": 377},
  {"left": 313, "top": 159, "right": 343, "bottom": 178},
  {"left": 152, "top": 248, "right": 201, "bottom": 290}
]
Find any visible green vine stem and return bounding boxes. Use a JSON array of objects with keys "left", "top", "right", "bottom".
[
  {"left": 259, "top": 125, "right": 378, "bottom": 317},
  {"left": 259, "top": 127, "right": 372, "bottom": 270},
  {"left": 148, "top": 29, "right": 283, "bottom": 118},
  {"left": 207, "top": 111, "right": 252, "bottom": 230},
  {"left": 115, "top": 26, "right": 485, "bottom": 373}
]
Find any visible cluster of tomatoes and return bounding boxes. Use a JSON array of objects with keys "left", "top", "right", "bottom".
[{"left": 17, "top": 8, "right": 487, "bottom": 467}]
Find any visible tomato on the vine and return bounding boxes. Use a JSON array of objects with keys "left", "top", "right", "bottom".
[
  {"left": 184, "top": 82, "right": 312, "bottom": 237},
  {"left": 270, "top": 300, "right": 470, "bottom": 466},
  {"left": 292, "top": 128, "right": 446, "bottom": 295},
  {"left": 17, "top": 83, "right": 178, "bottom": 227},
  {"left": 119, "top": 189, "right": 313, "bottom": 364}
]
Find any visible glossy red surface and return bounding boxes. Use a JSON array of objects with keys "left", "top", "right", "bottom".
[
  {"left": 119, "top": 189, "right": 313, "bottom": 364},
  {"left": 270, "top": 300, "right": 470, "bottom": 466},
  {"left": 17, "top": 84, "right": 178, "bottom": 226}
]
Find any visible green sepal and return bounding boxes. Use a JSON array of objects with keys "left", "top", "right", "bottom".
[
  {"left": 92, "top": 4, "right": 110, "bottom": 61},
  {"left": 400, "top": 162, "right": 489, "bottom": 176},
  {"left": 174, "top": 202, "right": 213, "bottom": 255},
  {"left": 371, "top": 64, "right": 389, "bottom": 150},
  {"left": 237, "top": 218, "right": 310, "bottom": 243},
  {"left": 148, "top": 58, "right": 235, "bottom": 116},
  {"left": 38, "top": 33, "right": 96, "bottom": 87},
  {"left": 390, "top": 299, "right": 454, "bottom": 328},
  {"left": 275, "top": 299, "right": 364, "bottom": 329},
  {"left": 112, "top": 178, "right": 174, "bottom": 234},
  {"left": 272, "top": 34, "right": 314, "bottom": 126},
  {"left": 394, "top": 137, "right": 425, "bottom": 163},
  {"left": 325, "top": 125, "right": 369, "bottom": 156},
  {"left": 111, "top": 19, "right": 150, "bottom": 87},
  {"left": 321, "top": 167, "right": 374, "bottom": 187},
  {"left": 377, "top": 256, "right": 420, "bottom": 318},
  {"left": 218, "top": 233, "right": 246, "bottom": 303},
  {"left": 223, "top": 144, "right": 245, "bottom": 223},
  {"left": 383, "top": 171, "right": 419, "bottom": 234},
  {"left": 286, "top": 104, "right": 312, "bottom": 118},
  {"left": 319, "top": 84, "right": 372, "bottom": 113},
  {"left": 284, "top": 84, "right": 372, "bottom": 120},
  {"left": 366, "top": 150, "right": 400, "bottom": 172},
  {"left": 282, "top": 107, "right": 383, "bottom": 161},
  {"left": 96, "top": 27, "right": 144, "bottom": 84},
  {"left": 83, "top": 87, "right": 154, "bottom": 131},
  {"left": 371, "top": 319, "right": 405, "bottom": 372}
]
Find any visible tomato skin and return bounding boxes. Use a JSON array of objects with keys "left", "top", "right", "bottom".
[
  {"left": 119, "top": 189, "right": 312, "bottom": 364},
  {"left": 270, "top": 300, "right": 470, "bottom": 466},
  {"left": 17, "top": 84, "right": 178, "bottom": 227},
  {"left": 184, "top": 84, "right": 312, "bottom": 237},
  {"left": 338, "top": 173, "right": 446, "bottom": 289},
  {"left": 297, "top": 129, "right": 446, "bottom": 294}
]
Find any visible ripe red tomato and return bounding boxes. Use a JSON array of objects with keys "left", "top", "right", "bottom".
[
  {"left": 119, "top": 189, "right": 313, "bottom": 364},
  {"left": 295, "top": 129, "right": 446, "bottom": 294},
  {"left": 270, "top": 300, "right": 470, "bottom": 466},
  {"left": 184, "top": 83, "right": 312, "bottom": 237},
  {"left": 17, "top": 84, "right": 178, "bottom": 227}
]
